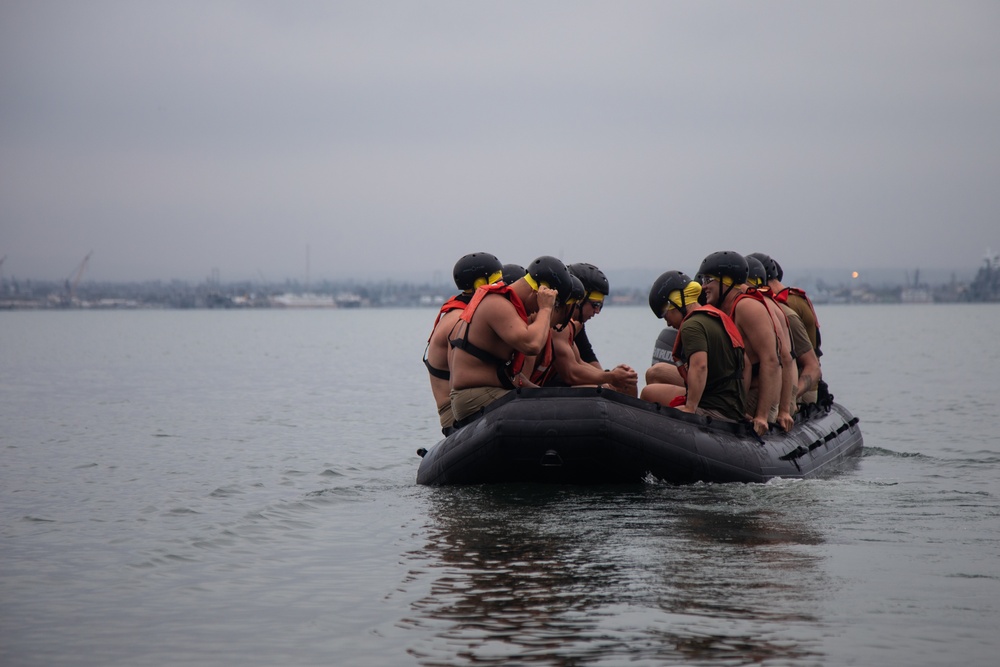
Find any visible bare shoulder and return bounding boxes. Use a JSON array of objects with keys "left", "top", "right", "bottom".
[
  {"left": 735, "top": 296, "right": 769, "bottom": 320},
  {"left": 478, "top": 291, "right": 516, "bottom": 320},
  {"left": 553, "top": 325, "right": 574, "bottom": 342},
  {"left": 551, "top": 326, "right": 574, "bottom": 351}
]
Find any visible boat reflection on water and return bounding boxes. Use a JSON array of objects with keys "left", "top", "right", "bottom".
[{"left": 405, "top": 482, "right": 831, "bottom": 665}]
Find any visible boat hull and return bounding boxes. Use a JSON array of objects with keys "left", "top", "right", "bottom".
[{"left": 416, "top": 387, "right": 862, "bottom": 485}]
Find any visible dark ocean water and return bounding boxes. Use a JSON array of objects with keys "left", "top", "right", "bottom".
[{"left": 2, "top": 305, "right": 998, "bottom": 666}]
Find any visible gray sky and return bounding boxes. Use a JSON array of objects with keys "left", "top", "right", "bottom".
[{"left": 2, "top": 1, "right": 999, "bottom": 284}]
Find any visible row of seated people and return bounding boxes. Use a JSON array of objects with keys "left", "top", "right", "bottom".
[
  {"left": 643, "top": 251, "right": 825, "bottom": 436},
  {"left": 425, "top": 251, "right": 824, "bottom": 437}
]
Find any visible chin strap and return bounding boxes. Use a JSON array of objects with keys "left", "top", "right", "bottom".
[{"left": 717, "top": 279, "right": 738, "bottom": 310}]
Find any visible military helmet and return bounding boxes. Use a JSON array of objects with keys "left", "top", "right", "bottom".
[
  {"left": 501, "top": 263, "right": 526, "bottom": 286},
  {"left": 747, "top": 252, "right": 778, "bottom": 282},
  {"left": 567, "top": 262, "right": 610, "bottom": 298},
  {"left": 527, "top": 255, "right": 574, "bottom": 304},
  {"left": 453, "top": 252, "right": 503, "bottom": 292},
  {"left": 649, "top": 270, "right": 693, "bottom": 318},
  {"left": 567, "top": 274, "right": 586, "bottom": 305},
  {"left": 745, "top": 255, "right": 767, "bottom": 287},
  {"left": 697, "top": 251, "right": 749, "bottom": 285}
]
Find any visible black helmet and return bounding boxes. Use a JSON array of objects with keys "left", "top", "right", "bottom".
[
  {"left": 552, "top": 275, "right": 586, "bottom": 332},
  {"left": 648, "top": 270, "right": 693, "bottom": 318},
  {"left": 745, "top": 255, "right": 767, "bottom": 287},
  {"left": 772, "top": 259, "right": 784, "bottom": 281},
  {"left": 567, "top": 274, "right": 586, "bottom": 305},
  {"left": 527, "top": 255, "right": 573, "bottom": 304},
  {"left": 501, "top": 263, "right": 526, "bottom": 285},
  {"left": 567, "top": 262, "right": 610, "bottom": 299},
  {"left": 747, "top": 252, "right": 778, "bottom": 282},
  {"left": 697, "top": 251, "right": 749, "bottom": 285},
  {"left": 453, "top": 252, "right": 503, "bottom": 292}
]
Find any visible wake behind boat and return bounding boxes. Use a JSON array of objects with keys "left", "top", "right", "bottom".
[{"left": 416, "top": 387, "right": 862, "bottom": 485}]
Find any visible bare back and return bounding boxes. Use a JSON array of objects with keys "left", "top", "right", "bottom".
[{"left": 427, "top": 308, "right": 462, "bottom": 410}]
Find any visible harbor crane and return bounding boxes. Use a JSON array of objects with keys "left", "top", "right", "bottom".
[{"left": 64, "top": 251, "right": 92, "bottom": 304}]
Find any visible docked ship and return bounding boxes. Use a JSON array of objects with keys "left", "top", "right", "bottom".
[
  {"left": 968, "top": 250, "right": 1000, "bottom": 302},
  {"left": 269, "top": 292, "right": 337, "bottom": 308}
]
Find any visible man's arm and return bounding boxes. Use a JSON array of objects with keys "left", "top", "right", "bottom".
[
  {"left": 776, "top": 338, "right": 796, "bottom": 431},
  {"left": 551, "top": 328, "right": 637, "bottom": 388},
  {"left": 737, "top": 300, "right": 781, "bottom": 432},
  {"left": 551, "top": 328, "right": 609, "bottom": 385},
  {"left": 681, "top": 351, "right": 708, "bottom": 413},
  {"left": 489, "top": 287, "right": 556, "bottom": 356},
  {"left": 795, "top": 350, "right": 822, "bottom": 400}
]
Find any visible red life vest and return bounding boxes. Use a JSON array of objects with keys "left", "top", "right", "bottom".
[
  {"left": 423, "top": 292, "right": 474, "bottom": 380},
  {"left": 450, "top": 283, "right": 530, "bottom": 386},
  {"left": 729, "top": 287, "right": 768, "bottom": 317},
  {"left": 426, "top": 293, "right": 471, "bottom": 343},
  {"left": 773, "top": 286, "right": 821, "bottom": 329},
  {"left": 730, "top": 286, "right": 788, "bottom": 346},
  {"left": 460, "top": 283, "right": 529, "bottom": 324},
  {"left": 672, "top": 304, "right": 744, "bottom": 361},
  {"left": 754, "top": 285, "right": 794, "bottom": 338},
  {"left": 671, "top": 304, "right": 745, "bottom": 386}
]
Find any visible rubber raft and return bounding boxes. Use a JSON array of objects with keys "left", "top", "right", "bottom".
[{"left": 416, "top": 387, "right": 862, "bottom": 485}]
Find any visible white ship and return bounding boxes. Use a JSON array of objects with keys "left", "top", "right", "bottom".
[{"left": 270, "top": 293, "right": 337, "bottom": 308}]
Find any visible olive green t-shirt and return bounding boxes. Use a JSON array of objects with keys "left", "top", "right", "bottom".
[
  {"left": 784, "top": 291, "right": 820, "bottom": 355},
  {"left": 779, "top": 303, "right": 812, "bottom": 360},
  {"left": 677, "top": 312, "right": 746, "bottom": 421}
]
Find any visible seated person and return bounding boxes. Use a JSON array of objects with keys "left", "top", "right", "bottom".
[
  {"left": 744, "top": 254, "right": 797, "bottom": 430},
  {"left": 424, "top": 252, "right": 503, "bottom": 432},
  {"left": 565, "top": 262, "right": 610, "bottom": 369},
  {"left": 697, "top": 251, "right": 781, "bottom": 435},
  {"left": 521, "top": 275, "right": 586, "bottom": 387},
  {"left": 535, "top": 274, "right": 638, "bottom": 395},
  {"left": 746, "top": 254, "right": 821, "bottom": 407},
  {"left": 448, "top": 256, "right": 570, "bottom": 423},
  {"left": 641, "top": 270, "right": 746, "bottom": 423}
]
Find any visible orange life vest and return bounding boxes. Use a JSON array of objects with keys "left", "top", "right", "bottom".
[
  {"left": 671, "top": 304, "right": 744, "bottom": 361},
  {"left": 423, "top": 292, "right": 473, "bottom": 380},
  {"left": 428, "top": 294, "right": 471, "bottom": 339},
  {"left": 672, "top": 304, "right": 745, "bottom": 388},
  {"left": 450, "top": 283, "right": 529, "bottom": 388},
  {"left": 730, "top": 287, "right": 788, "bottom": 359},
  {"left": 729, "top": 287, "right": 768, "bottom": 317},
  {"left": 773, "top": 286, "right": 821, "bottom": 329}
]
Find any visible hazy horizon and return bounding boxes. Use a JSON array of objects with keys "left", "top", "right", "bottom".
[
  {"left": 3, "top": 259, "right": 982, "bottom": 293},
  {"left": 3, "top": 2, "right": 998, "bottom": 284}
]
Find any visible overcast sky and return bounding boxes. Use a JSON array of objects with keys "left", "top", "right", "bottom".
[{"left": 2, "top": 1, "right": 998, "bottom": 285}]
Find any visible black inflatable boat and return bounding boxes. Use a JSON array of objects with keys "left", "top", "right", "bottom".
[{"left": 416, "top": 387, "right": 862, "bottom": 485}]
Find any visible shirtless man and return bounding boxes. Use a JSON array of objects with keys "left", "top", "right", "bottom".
[
  {"left": 424, "top": 252, "right": 503, "bottom": 433},
  {"left": 697, "top": 251, "right": 783, "bottom": 436},
  {"left": 752, "top": 253, "right": 822, "bottom": 356},
  {"left": 749, "top": 252, "right": 824, "bottom": 403},
  {"left": 744, "top": 254, "right": 797, "bottom": 429},
  {"left": 448, "top": 255, "right": 572, "bottom": 423},
  {"left": 544, "top": 262, "right": 638, "bottom": 396},
  {"left": 548, "top": 319, "right": 638, "bottom": 396}
]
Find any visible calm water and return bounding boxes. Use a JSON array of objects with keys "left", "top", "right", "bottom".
[{"left": 2, "top": 305, "right": 998, "bottom": 666}]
